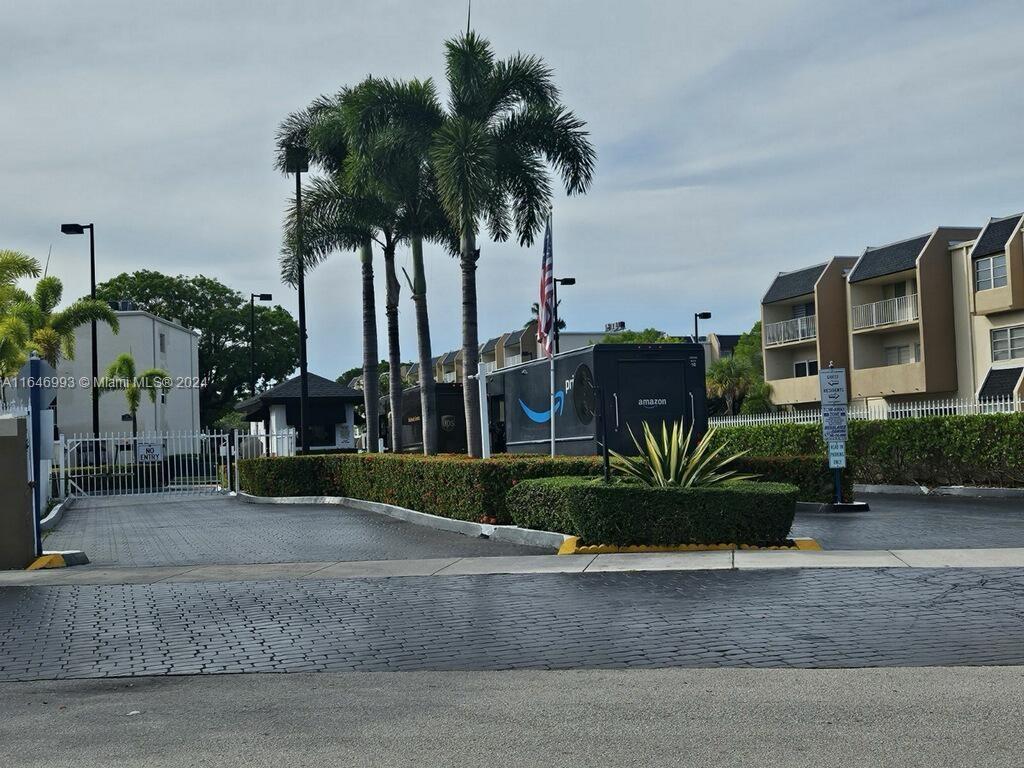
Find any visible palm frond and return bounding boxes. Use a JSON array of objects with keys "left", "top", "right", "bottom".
[{"left": 0, "top": 250, "right": 42, "bottom": 286}]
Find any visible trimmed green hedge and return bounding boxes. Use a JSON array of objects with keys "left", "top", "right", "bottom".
[
  {"left": 713, "top": 413, "right": 1024, "bottom": 487},
  {"left": 508, "top": 476, "right": 799, "bottom": 546},
  {"left": 734, "top": 455, "right": 851, "bottom": 503},
  {"left": 237, "top": 453, "right": 603, "bottom": 524}
]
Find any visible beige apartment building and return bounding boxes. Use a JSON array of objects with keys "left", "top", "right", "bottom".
[
  {"left": 761, "top": 214, "right": 1024, "bottom": 409},
  {"left": 761, "top": 257, "right": 857, "bottom": 406}
]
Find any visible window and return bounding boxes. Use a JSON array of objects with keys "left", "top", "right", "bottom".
[
  {"left": 883, "top": 345, "right": 915, "bottom": 366},
  {"left": 793, "top": 359, "right": 818, "bottom": 378},
  {"left": 991, "top": 325, "right": 1024, "bottom": 361},
  {"left": 975, "top": 253, "right": 1008, "bottom": 292},
  {"left": 159, "top": 333, "right": 167, "bottom": 354},
  {"left": 791, "top": 302, "right": 814, "bottom": 319}
]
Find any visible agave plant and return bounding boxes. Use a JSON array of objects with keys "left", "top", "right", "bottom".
[{"left": 610, "top": 421, "right": 755, "bottom": 488}]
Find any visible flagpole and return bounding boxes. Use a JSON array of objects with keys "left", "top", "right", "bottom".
[{"left": 549, "top": 209, "right": 555, "bottom": 457}]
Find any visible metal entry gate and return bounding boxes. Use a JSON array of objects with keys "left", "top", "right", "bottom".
[{"left": 58, "top": 431, "right": 233, "bottom": 499}]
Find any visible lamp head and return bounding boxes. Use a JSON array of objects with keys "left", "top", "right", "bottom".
[
  {"left": 256, "top": 293, "right": 273, "bottom": 301},
  {"left": 696, "top": 311, "right": 712, "bottom": 320},
  {"left": 60, "top": 223, "right": 86, "bottom": 235},
  {"left": 557, "top": 277, "right": 576, "bottom": 286},
  {"left": 284, "top": 146, "right": 309, "bottom": 173}
]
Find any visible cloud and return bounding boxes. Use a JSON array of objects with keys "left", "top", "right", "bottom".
[{"left": 3, "top": 0, "right": 1024, "bottom": 375}]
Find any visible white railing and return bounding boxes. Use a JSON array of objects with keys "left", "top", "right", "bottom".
[
  {"left": 764, "top": 315, "right": 817, "bottom": 346},
  {"left": 852, "top": 293, "right": 919, "bottom": 330},
  {"left": 238, "top": 428, "right": 297, "bottom": 459},
  {"left": 443, "top": 371, "right": 457, "bottom": 383},
  {"left": 480, "top": 360, "right": 498, "bottom": 374},
  {"left": 503, "top": 354, "right": 523, "bottom": 368},
  {"left": 0, "top": 402, "right": 28, "bottom": 417},
  {"left": 710, "top": 395, "right": 1021, "bottom": 427}
]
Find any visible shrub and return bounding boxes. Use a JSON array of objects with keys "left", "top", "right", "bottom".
[
  {"left": 610, "top": 422, "right": 754, "bottom": 487},
  {"left": 712, "top": 413, "right": 1024, "bottom": 487},
  {"left": 508, "top": 476, "right": 799, "bottom": 546},
  {"left": 732, "top": 455, "right": 852, "bottom": 503},
  {"left": 236, "top": 453, "right": 602, "bottom": 524}
]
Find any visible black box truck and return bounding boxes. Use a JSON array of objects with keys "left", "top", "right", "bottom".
[
  {"left": 487, "top": 344, "right": 707, "bottom": 456},
  {"left": 393, "top": 382, "right": 468, "bottom": 454}
]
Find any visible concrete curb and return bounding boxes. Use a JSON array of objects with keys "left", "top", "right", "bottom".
[
  {"left": 855, "top": 483, "right": 1024, "bottom": 499},
  {"left": 235, "top": 492, "right": 570, "bottom": 551},
  {"left": 39, "top": 497, "right": 74, "bottom": 532}
]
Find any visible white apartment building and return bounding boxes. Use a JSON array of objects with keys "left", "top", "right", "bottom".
[{"left": 55, "top": 308, "right": 200, "bottom": 436}]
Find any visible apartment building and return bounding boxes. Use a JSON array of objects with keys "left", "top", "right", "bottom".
[
  {"left": 760, "top": 215, "right": 1024, "bottom": 409},
  {"left": 761, "top": 257, "right": 857, "bottom": 406}
]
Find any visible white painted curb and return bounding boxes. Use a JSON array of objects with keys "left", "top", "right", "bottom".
[
  {"left": 234, "top": 492, "right": 570, "bottom": 550},
  {"left": 855, "top": 483, "right": 1024, "bottom": 499},
  {"left": 40, "top": 497, "right": 74, "bottom": 532}
]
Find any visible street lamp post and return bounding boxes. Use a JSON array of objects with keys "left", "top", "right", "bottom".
[
  {"left": 250, "top": 293, "right": 273, "bottom": 396},
  {"left": 285, "top": 147, "right": 310, "bottom": 454},
  {"left": 694, "top": 310, "right": 712, "bottom": 343},
  {"left": 553, "top": 277, "right": 575, "bottom": 354},
  {"left": 60, "top": 222, "right": 99, "bottom": 438}
]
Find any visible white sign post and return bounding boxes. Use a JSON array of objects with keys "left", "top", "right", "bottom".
[{"left": 819, "top": 367, "right": 848, "bottom": 504}]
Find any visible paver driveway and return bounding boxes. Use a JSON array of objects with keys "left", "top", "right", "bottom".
[{"left": 42, "top": 496, "right": 547, "bottom": 566}]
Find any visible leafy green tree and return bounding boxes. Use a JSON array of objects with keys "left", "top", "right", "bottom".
[
  {"left": 600, "top": 328, "right": 683, "bottom": 344},
  {"left": 96, "top": 271, "right": 299, "bottom": 426},
  {"left": 706, "top": 356, "right": 754, "bottom": 416},
  {"left": 430, "top": 31, "right": 596, "bottom": 456}
]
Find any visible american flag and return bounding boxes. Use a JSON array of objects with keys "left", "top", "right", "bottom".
[{"left": 537, "top": 215, "right": 554, "bottom": 358}]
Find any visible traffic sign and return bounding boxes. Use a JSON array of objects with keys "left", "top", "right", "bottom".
[
  {"left": 822, "top": 403, "right": 848, "bottom": 441},
  {"left": 818, "top": 367, "right": 847, "bottom": 405},
  {"left": 828, "top": 440, "right": 846, "bottom": 469}
]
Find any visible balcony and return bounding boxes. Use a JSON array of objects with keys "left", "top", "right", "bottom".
[
  {"left": 764, "top": 315, "right": 817, "bottom": 347},
  {"left": 480, "top": 360, "right": 498, "bottom": 374},
  {"left": 852, "top": 294, "right": 919, "bottom": 331}
]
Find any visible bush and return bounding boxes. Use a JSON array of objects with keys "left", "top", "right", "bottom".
[
  {"left": 237, "top": 453, "right": 603, "bottom": 524},
  {"left": 508, "top": 476, "right": 799, "bottom": 546},
  {"left": 733, "top": 455, "right": 852, "bottom": 503},
  {"left": 712, "top": 413, "right": 1024, "bottom": 487}
]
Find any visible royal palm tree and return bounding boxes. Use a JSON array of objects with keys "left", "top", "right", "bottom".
[
  {"left": 11, "top": 275, "right": 119, "bottom": 368},
  {"left": 276, "top": 91, "right": 402, "bottom": 453},
  {"left": 340, "top": 77, "right": 458, "bottom": 454},
  {"left": 430, "top": 31, "right": 596, "bottom": 455},
  {"left": 101, "top": 352, "right": 170, "bottom": 440}
]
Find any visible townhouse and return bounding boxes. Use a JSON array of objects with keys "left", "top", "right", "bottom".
[{"left": 760, "top": 213, "right": 1024, "bottom": 409}]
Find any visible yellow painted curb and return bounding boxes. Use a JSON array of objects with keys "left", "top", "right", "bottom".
[
  {"left": 558, "top": 538, "right": 822, "bottom": 555},
  {"left": 26, "top": 553, "right": 66, "bottom": 570},
  {"left": 557, "top": 536, "right": 581, "bottom": 555}
]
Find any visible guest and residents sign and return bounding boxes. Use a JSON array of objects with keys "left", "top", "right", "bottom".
[{"left": 819, "top": 367, "right": 848, "bottom": 466}]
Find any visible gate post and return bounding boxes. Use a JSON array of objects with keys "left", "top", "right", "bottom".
[
  {"left": 57, "top": 434, "right": 66, "bottom": 500},
  {"left": 232, "top": 430, "right": 240, "bottom": 494}
]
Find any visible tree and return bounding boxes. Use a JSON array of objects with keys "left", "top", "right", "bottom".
[
  {"left": 706, "top": 356, "right": 754, "bottom": 416},
  {"left": 600, "top": 328, "right": 683, "bottom": 344},
  {"left": 430, "top": 31, "right": 596, "bottom": 456},
  {"left": 96, "top": 271, "right": 299, "bottom": 426},
  {"left": 734, "top": 321, "right": 773, "bottom": 415},
  {"left": 0, "top": 250, "right": 42, "bottom": 393},
  {"left": 100, "top": 353, "right": 169, "bottom": 440},
  {"left": 340, "top": 77, "right": 458, "bottom": 454},
  {"left": 528, "top": 300, "right": 565, "bottom": 330},
  {"left": 13, "top": 275, "right": 119, "bottom": 368},
  {"left": 276, "top": 91, "right": 402, "bottom": 453}
]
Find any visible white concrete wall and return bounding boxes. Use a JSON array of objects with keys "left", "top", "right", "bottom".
[{"left": 56, "top": 311, "right": 200, "bottom": 436}]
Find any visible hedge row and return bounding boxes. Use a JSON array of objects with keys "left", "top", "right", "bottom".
[
  {"left": 732, "top": 455, "right": 851, "bottom": 503},
  {"left": 712, "top": 413, "right": 1024, "bottom": 487},
  {"left": 508, "top": 477, "right": 799, "bottom": 546},
  {"left": 237, "top": 453, "right": 603, "bottom": 524}
]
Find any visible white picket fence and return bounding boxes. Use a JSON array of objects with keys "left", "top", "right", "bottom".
[{"left": 709, "top": 396, "right": 1022, "bottom": 428}]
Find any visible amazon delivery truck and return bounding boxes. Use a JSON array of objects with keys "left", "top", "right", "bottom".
[{"left": 487, "top": 343, "right": 707, "bottom": 456}]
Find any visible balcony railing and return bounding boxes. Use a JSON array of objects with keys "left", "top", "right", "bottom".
[
  {"left": 480, "top": 360, "right": 497, "bottom": 374},
  {"left": 852, "top": 294, "right": 919, "bottom": 330},
  {"left": 764, "top": 315, "right": 817, "bottom": 346}
]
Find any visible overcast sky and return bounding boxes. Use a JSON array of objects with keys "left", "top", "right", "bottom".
[{"left": 4, "top": 0, "right": 1024, "bottom": 377}]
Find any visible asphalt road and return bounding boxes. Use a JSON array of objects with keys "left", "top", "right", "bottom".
[
  {"left": 792, "top": 493, "right": 1024, "bottom": 549},
  {"left": 3, "top": 667, "right": 1023, "bottom": 767}
]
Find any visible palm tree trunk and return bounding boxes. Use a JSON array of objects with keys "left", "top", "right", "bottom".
[
  {"left": 383, "top": 243, "right": 403, "bottom": 453},
  {"left": 360, "top": 239, "right": 380, "bottom": 452},
  {"left": 460, "top": 228, "right": 482, "bottom": 457},
  {"left": 410, "top": 234, "right": 437, "bottom": 455}
]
